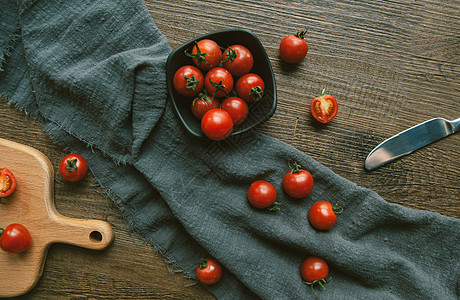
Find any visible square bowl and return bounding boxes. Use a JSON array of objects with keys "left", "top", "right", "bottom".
[{"left": 165, "top": 28, "right": 277, "bottom": 138}]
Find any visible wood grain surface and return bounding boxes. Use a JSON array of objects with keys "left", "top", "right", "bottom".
[{"left": 1, "top": 0, "right": 458, "bottom": 299}]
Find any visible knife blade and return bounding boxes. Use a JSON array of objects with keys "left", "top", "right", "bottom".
[{"left": 365, "top": 117, "right": 460, "bottom": 170}]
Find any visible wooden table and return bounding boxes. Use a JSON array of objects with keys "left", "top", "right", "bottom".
[{"left": 1, "top": 0, "right": 458, "bottom": 298}]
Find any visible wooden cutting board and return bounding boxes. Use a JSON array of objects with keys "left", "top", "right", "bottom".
[{"left": 0, "top": 138, "right": 114, "bottom": 298}]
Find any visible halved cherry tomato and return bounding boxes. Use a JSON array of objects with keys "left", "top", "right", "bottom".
[
  {"left": 186, "top": 39, "right": 222, "bottom": 71},
  {"left": 310, "top": 89, "right": 338, "bottom": 123},
  {"left": 0, "top": 168, "right": 16, "bottom": 198},
  {"left": 205, "top": 67, "right": 234, "bottom": 98},
  {"left": 279, "top": 29, "right": 308, "bottom": 63},
  {"left": 282, "top": 162, "right": 313, "bottom": 199},
  {"left": 222, "top": 45, "right": 254, "bottom": 76},
  {"left": 247, "top": 180, "right": 278, "bottom": 209},
  {"left": 235, "top": 73, "right": 265, "bottom": 103},
  {"left": 196, "top": 258, "right": 223, "bottom": 285},
  {"left": 59, "top": 154, "right": 88, "bottom": 182},
  {"left": 201, "top": 108, "right": 233, "bottom": 141},
  {"left": 0, "top": 223, "right": 32, "bottom": 253},
  {"left": 221, "top": 97, "right": 248, "bottom": 126},
  {"left": 173, "top": 65, "right": 204, "bottom": 97},
  {"left": 191, "top": 92, "right": 220, "bottom": 119},
  {"left": 308, "top": 201, "right": 342, "bottom": 230}
]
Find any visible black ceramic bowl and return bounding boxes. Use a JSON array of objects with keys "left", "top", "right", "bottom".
[{"left": 165, "top": 29, "right": 277, "bottom": 138}]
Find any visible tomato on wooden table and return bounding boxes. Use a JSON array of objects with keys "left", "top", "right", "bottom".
[
  {"left": 186, "top": 39, "right": 222, "bottom": 71},
  {"left": 196, "top": 258, "right": 223, "bottom": 285},
  {"left": 201, "top": 108, "right": 233, "bottom": 141},
  {"left": 310, "top": 89, "right": 338, "bottom": 123},
  {"left": 221, "top": 96, "right": 248, "bottom": 126},
  {"left": 247, "top": 180, "right": 279, "bottom": 210},
  {"left": 0, "top": 223, "right": 32, "bottom": 253},
  {"left": 222, "top": 44, "right": 253, "bottom": 76},
  {"left": 301, "top": 256, "right": 330, "bottom": 293},
  {"left": 282, "top": 162, "right": 313, "bottom": 199},
  {"left": 0, "top": 168, "right": 16, "bottom": 198},
  {"left": 59, "top": 154, "right": 88, "bottom": 182},
  {"left": 173, "top": 65, "right": 204, "bottom": 97},
  {"left": 308, "top": 200, "right": 342, "bottom": 230},
  {"left": 279, "top": 29, "right": 308, "bottom": 63},
  {"left": 235, "top": 73, "right": 264, "bottom": 103},
  {"left": 205, "top": 67, "right": 234, "bottom": 98},
  {"left": 191, "top": 92, "right": 220, "bottom": 119}
]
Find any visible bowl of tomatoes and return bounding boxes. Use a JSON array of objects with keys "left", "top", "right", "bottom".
[{"left": 166, "top": 29, "right": 277, "bottom": 140}]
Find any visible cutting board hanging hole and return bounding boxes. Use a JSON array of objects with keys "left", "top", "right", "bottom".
[{"left": 90, "top": 230, "right": 103, "bottom": 243}]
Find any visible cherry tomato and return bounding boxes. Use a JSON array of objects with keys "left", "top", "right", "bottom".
[
  {"left": 220, "top": 97, "right": 248, "bottom": 126},
  {"left": 308, "top": 201, "right": 342, "bottom": 230},
  {"left": 301, "top": 256, "right": 329, "bottom": 283},
  {"left": 310, "top": 89, "right": 338, "bottom": 123},
  {"left": 191, "top": 92, "right": 220, "bottom": 119},
  {"left": 235, "top": 73, "right": 264, "bottom": 103},
  {"left": 282, "top": 162, "right": 313, "bottom": 199},
  {"left": 59, "top": 154, "right": 88, "bottom": 182},
  {"left": 222, "top": 45, "right": 254, "bottom": 76},
  {"left": 0, "top": 168, "right": 17, "bottom": 198},
  {"left": 201, "top": 108, "right": 233, "bottom": 141},
  {"left": 247, "top": 180, "right": 277, "bottom": 209},
  {"left": 196, "top": 258, "right": 223, "bottom": 285},
  {"left": 173, "top": 65, "right": 204, "bottom": 97},
  {"left": 279, "top": 29, "right": 308, "bottom": 63},
  {"left": 0, "top": 223, "right": 32, "bottom": 253},
  {"left": 186, "top": 39, "right": 222, "bottom": 71},
  {"left": 205, "top": 67, "right": 234, "bottom": 98}
]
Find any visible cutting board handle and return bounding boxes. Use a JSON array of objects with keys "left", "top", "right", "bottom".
[{"left": 48, "top": 214, "right": 114, "bottom": 250}]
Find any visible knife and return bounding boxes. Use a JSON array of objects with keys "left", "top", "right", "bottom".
[{"left": 365, "top": 117, "right": 460, "bottom": 170}]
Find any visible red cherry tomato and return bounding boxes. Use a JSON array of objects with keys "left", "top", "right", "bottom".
[
  {"left": 235, "top": 73, "right": 264, "bottom": 103},
  {"left": 279, "top": 30, "right": 308, "bottom": 63},
  {"left": 310, "top": 89, "right": 338, "bottom": 123},
  {"left": 282, "top": 162, "right": 313, "bottom": 199},
  {"left": 191, "top": 92, "right": 220, "bottom": 119},
  {"left": 220, "top": 97, "right": 249, "bottom": 126},
  {"left": 309, "top": 201, "right": 342, "bottom": 230},
  {"left": 0, "top": 168, "right": 17, "bottom": 198},
  {"left": 59, "top": 154, "right": 88, "bottom": 182},
  {"left": 301, "top": 256, "right": 329, "bottom": 283},
  {"left": 0, "top": 223, "right": 32, "bottom": 253},
  {"left": 247, "top": 180, "right": 277, "bottom": 209},
  {"left": 201, "top": 108, "right": 233, "bottom": 141},
  {"left": 186, "top": 39, "right": 222, "bottom": 71},
  {"left": 222, "top": 45, "right": 254, "bottom": 76},
  {"left": 196, "top": 258, "right": 223, "bottom": 285},
  {"left": 173, "top": 65, "right": 204, "bottom": 97},
  {"left": 205, "top": 67, "right": 234, "bottom": 98}
]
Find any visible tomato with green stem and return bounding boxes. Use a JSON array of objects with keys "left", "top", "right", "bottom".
[
  {"left": 196, "top": 258, "right": 223, "bottom": 285},
  {"left": 205, "top": 67, "right": 234, "bottom": 98},
  {"left": 59, "top": 154, "right": 88, "bottom": 182},
  {"left": 282, "top": 162, "right": 313, "bottom": 199},
  {"left": 309, "top": 200, "right": 343, "bottom": 230},
  {"left": 173, "top": 65, "right": 204, "bottom": 97},
  {"left": 0, "top": 168, "right": 16, "bottom": 198},
  {"left": 301, "top": 256, "right": 330, "bottom": 294},
  {"left": 222, "top": 44, "right": 253, "bottom": 76},
  {"left": 310, "top": 89, "right": 338, "bottom": 123},
  {"left": 185, "top": 39, "right": 222, "bottom": 71},
  {"left": 191, "top": 91, "right": 220, "bottom": 119},
  {"left": 235, "top": 73, "right": 264, "bottom": 103},
  {"left": 0, "top": 223, "right": 32, "bottom": 253},
  {"left": 279, "top": 29, "right": 308, "bottom": 63}
]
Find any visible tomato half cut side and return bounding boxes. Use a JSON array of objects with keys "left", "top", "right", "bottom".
[
  {"left": 310, "top": 89, "right": 338, "bottom": 123},
  {"left": 0, "top": 168, "right": 17, "bottom": 198}
]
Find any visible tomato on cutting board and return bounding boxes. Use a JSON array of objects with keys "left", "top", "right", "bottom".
[
  {"left": 0, "top": 168, "right": 17, "bottom": 198},
  {"left": 310, "top": 89, "right": 338, "bottom": 123},
  {"left": 0, "top": 223, "right": 32, "bottom": 253},
  {"left": 59, "top": 154, "right": 88, "bottom": 182},
  {"left": 196, "top": 258, "right": 223, "bottom": 285}
]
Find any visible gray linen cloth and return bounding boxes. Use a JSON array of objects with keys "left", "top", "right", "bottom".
[{"left": 1, "top": 0, "right": 459, "bottom": 299}]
